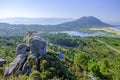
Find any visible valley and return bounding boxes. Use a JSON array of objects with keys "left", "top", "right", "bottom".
[
  {"left": 0, "top": 34, "right": 120, "bottom": 79},
  {"left": 0, "top": 16, "right": 120, "bottom": 80},
  {"left": 0, "top": 0, "right": 119, "bottom": 79}
]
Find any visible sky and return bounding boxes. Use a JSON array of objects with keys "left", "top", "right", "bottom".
[{"left": 0, "top": 0, "right": 120, "bottom": 24}]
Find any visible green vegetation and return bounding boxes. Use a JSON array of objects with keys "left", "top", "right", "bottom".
[
  {"left": 0, "top": 33, "right": 120, "bottom": 80},
  {"left": 0, "top": 36, "right": 23, "bottom": 62},
  {"left": 47, "top": 34, "right": 120, "bottom": 80},
  {"left": 0, "top": 16, "right": 112, "bottom": 36}
]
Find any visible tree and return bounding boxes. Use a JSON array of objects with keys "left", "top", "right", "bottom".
[
  {"left": 88, "top": 60, "right": 101, "bottom": 77},
  {"left": 74, "top": 52, "right": 90, "bottom": 71},
  {"left": 100, "top": 59, "right": 110, "bottom": 73}
]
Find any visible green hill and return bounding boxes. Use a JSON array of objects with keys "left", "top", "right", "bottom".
[{"left": 59, "top": 16, "right": 111, "bottom": 27}]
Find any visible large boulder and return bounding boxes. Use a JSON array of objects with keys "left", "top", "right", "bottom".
[
  {"left": 23, "top": 31, "right": 38, "bottom": 46},
  {"left": 16, "top": 43, "right": 28, "bottom": 56},
  {"left": 29, "top": 36, "right": 47, "bottom": 56},
  {"left": 57, "top": 52, "right": 64, "bottom": 59},
  {"left": 4, "top": 43, "right": 28, "bottom": 77},
  {"left": 4, "top": 54, "right": 27, "bottom": 77},
  {"left": 24, "top": 31, "right": 47, "bottom": 56}
]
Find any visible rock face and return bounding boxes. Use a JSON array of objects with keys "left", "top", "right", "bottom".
[
  {"left": 16, "top": 43, "right": 28, "bottom": 56},
  {"left": 24, "top": 31, "right": 47, "bottom": 56},
  {"left": 29, "top": 33, "right": 47, "bottom": 56},
  {"left": 0, "top": 58, "right": 6, "bottom": 67},
  {"left": 4, "top": 54, "right": 27, "bottom": 77},
  {"left": 4, "top": 31, "right": 47, "bottom": 78}
]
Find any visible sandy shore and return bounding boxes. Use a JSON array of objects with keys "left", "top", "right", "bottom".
[{"left": 90, "top": 27, "right": 120, "bottom": 35}]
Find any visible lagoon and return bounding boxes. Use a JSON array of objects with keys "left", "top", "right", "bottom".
[{"left": 58, "top": 30, "right": 113, "bottom": 37}]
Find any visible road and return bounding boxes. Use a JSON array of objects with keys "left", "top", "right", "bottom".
[{"left": 95, "top": 39, "right": 120, "bottom": 54}]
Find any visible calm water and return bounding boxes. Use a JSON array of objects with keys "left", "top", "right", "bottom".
[
  {"left": 60, "top": 31, "right": 112, "bottom": 37},
  {"left": 111, "top": 26, "right": 120, "bottom": 31},
  {"left": 54, "top": 26, "right": 120, "bottom": 37},
  {"left": 61, "top": 31, "right": 89, "bottom": 37}
]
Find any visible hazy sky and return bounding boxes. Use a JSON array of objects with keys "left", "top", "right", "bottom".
[{"left": 0, "top": 0, "right": 119, "bottom": 23}]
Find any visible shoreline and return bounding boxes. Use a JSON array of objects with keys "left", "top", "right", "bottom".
[{"left": 90, "top": 27, "right": 120, "bottom": 35}]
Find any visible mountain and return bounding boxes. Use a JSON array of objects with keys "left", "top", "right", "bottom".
[
  {"left": 0, "top": 16, "right": 111, "bottom": 27},
  {"left": 59, "top": 16, "right": 111, "bottom": 27},
  {"left": 0, "top": 17, "right": 74, "bottom": 25},
  {"left": 0, "top": 16, "right": 112, "bottom": 36}
]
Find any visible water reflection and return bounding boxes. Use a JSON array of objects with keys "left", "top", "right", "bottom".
[{"left": 59, "top": 31, "right": 112, "bottom": 37}]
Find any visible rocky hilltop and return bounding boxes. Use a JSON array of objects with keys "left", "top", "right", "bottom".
[{"left": 3, "top": 31, "right": 74, "bottom": 80}]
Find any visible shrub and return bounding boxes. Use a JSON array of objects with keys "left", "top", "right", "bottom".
[{"left": 29, "top": 71, "right": 42, "bottom": 80}]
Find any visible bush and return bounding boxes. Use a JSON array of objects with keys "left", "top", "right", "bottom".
[{"left": 29, "top": 71, "right": 42, "bottom": 80}]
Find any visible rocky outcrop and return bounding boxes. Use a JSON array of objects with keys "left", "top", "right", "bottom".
[
  {"left": 57, "top": 52, "right": 64, "bottom": 59},
  {"left": 0, "top": 58, "right": 6, "bottom": 67},
  {"left": 3, "top": 31, "right": 64, "bottom": 79},
  {"left": 4, "top": 54, "right": 27, "bottom": 76},
  {"left": 4, "top": 31, "right": 47, "bottom": 78},
  {"left": 16, "top": 43, "right": 28, "bottom": 56},
  {"left": 24, "top": 31, "right": 47, "bottom": 56}
]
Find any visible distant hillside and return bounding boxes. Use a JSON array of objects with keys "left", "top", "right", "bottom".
[
  {"left": 59, "top": 16, "right": 111, "bottom": 27},
  {"left": 0, "top": 23, "right": 10, "bottom": 26},
  {"left": 0, "top": 16, "right": 112, "bottom": 36},
  {"left": 0, "top": 17, "right": 74, "bottom": 25}
]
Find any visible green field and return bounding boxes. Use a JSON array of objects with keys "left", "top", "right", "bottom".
[{"left": 0, "top": 33, "right": 120, "bottom": 80}]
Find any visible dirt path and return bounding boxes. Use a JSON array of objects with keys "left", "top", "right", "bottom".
[{"left": 95, "top": 39, "right": 120, "bottom": 54}]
